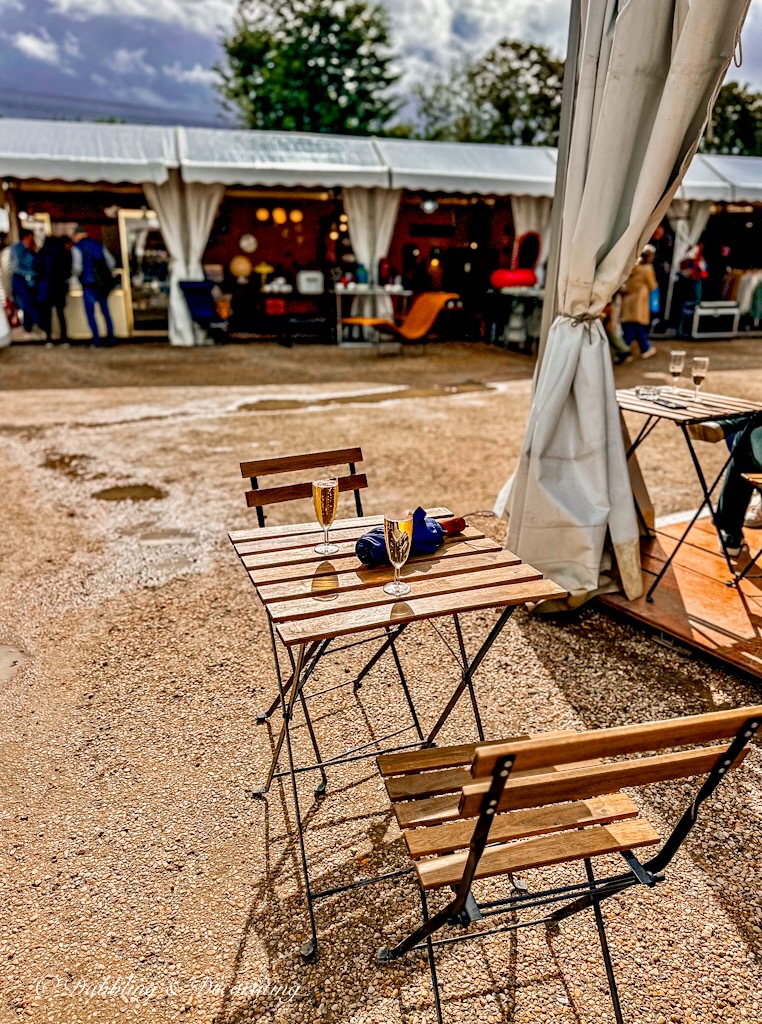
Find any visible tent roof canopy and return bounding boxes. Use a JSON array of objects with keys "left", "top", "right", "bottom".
[
  {"left": 179, "top": 127, "right": 389, "bottom": 188},
  {"left": 2, "top": 118, "right": 762, "bottom": 201},
  {"left": 0, "top": 118, "right": 179, "bottom": 185},
  {"left": 374, "top": 137, "right": 558, "bottom": 196},
  {"left": 676, "top": 154, "right": 733, "bottom": 201}
]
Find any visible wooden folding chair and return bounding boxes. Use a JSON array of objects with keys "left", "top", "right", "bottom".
[
  {"left": 375, "top": 705, "right": 762, "bottom": 1023},
  {"left": 241, "top": 446, "right": 367, "bottom": 529},
  {"left": 234, "top": 447, "right": 424, "bottom": 800}
]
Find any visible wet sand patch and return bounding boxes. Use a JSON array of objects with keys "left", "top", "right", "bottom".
[
  {"left": 91, "top": 485, "right": 167, "bottom": 502},
  {"left": 237, "top": 381, "right": 492, "bottom": 413},
  {"left": 0, "top": 645, "right": 27, "bottom": 686}
]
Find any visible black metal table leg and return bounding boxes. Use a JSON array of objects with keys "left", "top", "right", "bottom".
[
  {"left": 645, "top": 418, "right": 759, "bottom": 602},
  {"left": 425, "top": 606, "right": 514, "bottom": 746},
  {"left": 277, "top": 642, "right": 320, "bottom": 961}
]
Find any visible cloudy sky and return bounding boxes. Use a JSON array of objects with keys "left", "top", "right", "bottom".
[{"left": 3, "top": 0, "right": 762, "bottom": 127}]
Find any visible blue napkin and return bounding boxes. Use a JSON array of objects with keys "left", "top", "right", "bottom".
[{"left": 355, "top": 507, "right": 445, "bottom": 567}]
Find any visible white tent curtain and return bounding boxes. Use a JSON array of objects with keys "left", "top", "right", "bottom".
[
  {"left": 343, "top": 187, "right": 402, "bottom": 283},
  {"left": 511, "top": 195, "right": 553, "bottom": 284},
  {"left": 499, "top": 0, "right": 749, "bottom": 604},
  {"left": 343, "top": 186, "right": 402, "bottom": 323},
  {"left": 143, "top": 172, "right": 224, "bottom": 346},
  {"left": 665, "top": 198, "right": 713, "bottom": 318}
]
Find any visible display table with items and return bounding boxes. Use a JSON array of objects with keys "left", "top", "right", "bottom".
[{"left": 484, "top": 286, "right": 544, "bottom": 352}]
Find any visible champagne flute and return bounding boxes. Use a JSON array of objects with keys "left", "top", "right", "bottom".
[
  {"left": 691, "top": 356, "right": 709, "bottom": 400},
  {"left": 312, "top": 478, "right": 339, "bottom": 555},
  {"left": 669, "top": 350, "right": 686, "bottom": 392},
  {"left": 383, "top": 514, "right": 413, "bottom": 598}
]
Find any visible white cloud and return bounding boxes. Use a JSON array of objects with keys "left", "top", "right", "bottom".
[
  {"left": 163, "top": 61, "right": 217, "bottom": 86},
  {"left": 111, "top": 47, "right": 156, "bottom": 76},
  {"left": 49, "top": 0, "right": 235, "bottom": 34},
  {"left": 9, "top": 29, "right": 59, "bottom": 64}
]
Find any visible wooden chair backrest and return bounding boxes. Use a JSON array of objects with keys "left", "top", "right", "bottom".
[
  {"left": 459, "top": 705, "right": 762, "bottom": 817},
  {"left": 398, "top": 292, "right": 459, "bottom": 341},
  {"left": 240, "top": 447, "right": 367, "bottom": 527}
]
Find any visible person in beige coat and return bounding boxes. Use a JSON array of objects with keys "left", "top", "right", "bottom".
[{"left": 620, "top": 245, "right": 657, "bottom": 358}]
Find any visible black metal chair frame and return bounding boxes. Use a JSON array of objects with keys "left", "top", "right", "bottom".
[{"left": 375, "top": 714, "right": 761, "bottom": 1024}]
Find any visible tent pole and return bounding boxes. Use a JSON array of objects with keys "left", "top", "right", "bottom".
[{"left": 537, "top": 0, "right": 582, "bottom": 368}]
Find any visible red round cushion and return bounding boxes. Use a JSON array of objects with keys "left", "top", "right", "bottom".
[{"left": 490, "top": 268, "right": 537, "bottom": 289}]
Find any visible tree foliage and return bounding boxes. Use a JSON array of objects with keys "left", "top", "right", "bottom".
[
  {"left": 217, "top": 0, "right": 398, "bottom": 134},
  {"left": 701, "top": 81, "right": 762, "bottom": 157},
  {"left": 414, "top": 40, "right": 564, "bottom": 146}
]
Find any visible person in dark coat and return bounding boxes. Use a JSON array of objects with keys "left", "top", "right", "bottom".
[
  {"left": 71, "top": 225, "right": 116, "bottom": 347},
  {"left": 10, "top": 228, "right": 40, "bottom": 333},
  {"left": 37, "top": 235, "right": 73, "bottom": 344}
]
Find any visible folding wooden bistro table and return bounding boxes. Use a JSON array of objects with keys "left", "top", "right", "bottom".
[
  {"left": 229, "top": 507, "right": 565, "bottom": 959},
  {"left": 617, "top": 387, "right": 762, "bottom": 602}
]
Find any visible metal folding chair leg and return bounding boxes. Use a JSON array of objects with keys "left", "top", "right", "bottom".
[{"left": 585, "top": 858, "right": 625, "bottom": 1024}]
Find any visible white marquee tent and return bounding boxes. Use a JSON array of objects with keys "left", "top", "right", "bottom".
[{"left": 2, "top": 116, "right": 762, "bottom": 345}]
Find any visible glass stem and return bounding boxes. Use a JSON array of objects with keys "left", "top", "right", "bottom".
[
  {"left": 324, "top": 525, "right": 329, "bottom": 549},
  {"left": 394, "top": 564, "right": 400, "bottom": 590}
]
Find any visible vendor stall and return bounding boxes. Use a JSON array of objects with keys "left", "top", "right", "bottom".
[{"left": 0, "top": 118, "right": 178, "bottom": 340}]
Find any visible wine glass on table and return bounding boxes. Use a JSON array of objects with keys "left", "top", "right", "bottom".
[
  {"left": 691, "top": 356, "right": 709, "bottom": 400},
  {"left": 669, "top": 350, "right": 686, "bottom": 392},
  {"left": 383, "top": 513, "right": 413, "bottom": 598},
  {"left": 312, "top": 478, "right": 340, "bottom": 555}
]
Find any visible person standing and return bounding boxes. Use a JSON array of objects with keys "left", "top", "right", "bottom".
[
  {"left": 10, "top": 228, "right": 41, "bottom": 335},
  {"left": 71, "top": 225, "right": 116, "bottom": 347},
  {"left": 620, "top": 246, "right": 658, "bottom": 359},
  {"left": 38, "top": 234, "right": 73, "bottom": 345}
]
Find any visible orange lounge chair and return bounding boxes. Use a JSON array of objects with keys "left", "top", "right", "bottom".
[{"left": 342, "top": 291, "right": 460, "bottom": 342}]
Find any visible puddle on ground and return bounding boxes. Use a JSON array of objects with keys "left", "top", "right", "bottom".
[
  {"left": 237, "top": 382, "right": 492, "bottom": 413},
  {"left": 0, "top": 645, "right": 27, "bottom": 686},
  {"left": 42, "top": 452, "right": 93, "bottom": 479},
  {"left": 92, "top": 485, "right": 167, "bottom": 502}
]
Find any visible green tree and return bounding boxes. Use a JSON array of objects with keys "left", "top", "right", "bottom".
[
  {"left": 702, "top": 81, "right": 762, "bottom": 156},
  {"left": 415, "top": 40, "right": 564, "bottom": 146},
  {"left": 217, "top": 0, "right": 398, "bottom": 134}
]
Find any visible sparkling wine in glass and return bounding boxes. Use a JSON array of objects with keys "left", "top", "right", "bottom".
[
  {"left": 312, "top": 478, "right": 339, "bottom": 555},
  {"left": 383, "top": 514, "right": 413, "bottom": 598},
  {"left": 669, "top": 349, "right": 685, "bottom": 391},
  {"left": 691, "top": 356, "right": 709, "bottom": 399}
]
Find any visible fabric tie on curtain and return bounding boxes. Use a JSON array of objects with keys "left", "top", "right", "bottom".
[
  {"left": 343, "top": 186, "right": 401, "bottom": 324},
  {"left": 144, "top": 172, "right": 224, "bottom": 346},
  {"left": 498, "top": 0, "right": 751, "bottom": 605},
  {"left": 511, "top": 195, "right": 553, "bottom": 284}
]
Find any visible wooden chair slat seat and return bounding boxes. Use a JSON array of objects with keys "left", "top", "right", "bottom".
[
  {"left": 470, "top": 705, "right": 762, "bottom": 777},
  {"left": 377, "top": 728, "right": 575, "bottom": 778},
  {"left": 415, "top": 818, "right": 660, "bottom": 891},
  {"left": 460, "top": 744, "right": 749, "bottom": 817},
  {"left": 239, "top": 447, "right": 363, "bottom": 478},
  {"left": 374, "top": 705, "right": 762, "bottom": 1022},
  {"left": 239, "top": 447, "right": 367, "bottom": 526},
  {"left": 404, "top": 793, "right": 640, "bottom": 859},
  {"left": 244, "top": 473, "right": 367, "bottom": 509}
]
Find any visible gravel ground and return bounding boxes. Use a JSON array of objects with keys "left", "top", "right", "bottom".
[{"left": 1, "top": 340, "right": 761, "bottom": 1024}]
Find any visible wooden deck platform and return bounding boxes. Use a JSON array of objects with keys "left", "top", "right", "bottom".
[{"left": 599, "top": 516, "right": 762, "bottom": 681}]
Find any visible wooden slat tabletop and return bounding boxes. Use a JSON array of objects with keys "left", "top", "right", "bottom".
[
  {"left": 617, "top": 387, "right": 762, "bottom": 424},
  {"left": 229, "top": 507, "right": 566, "bottom": 647}
]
